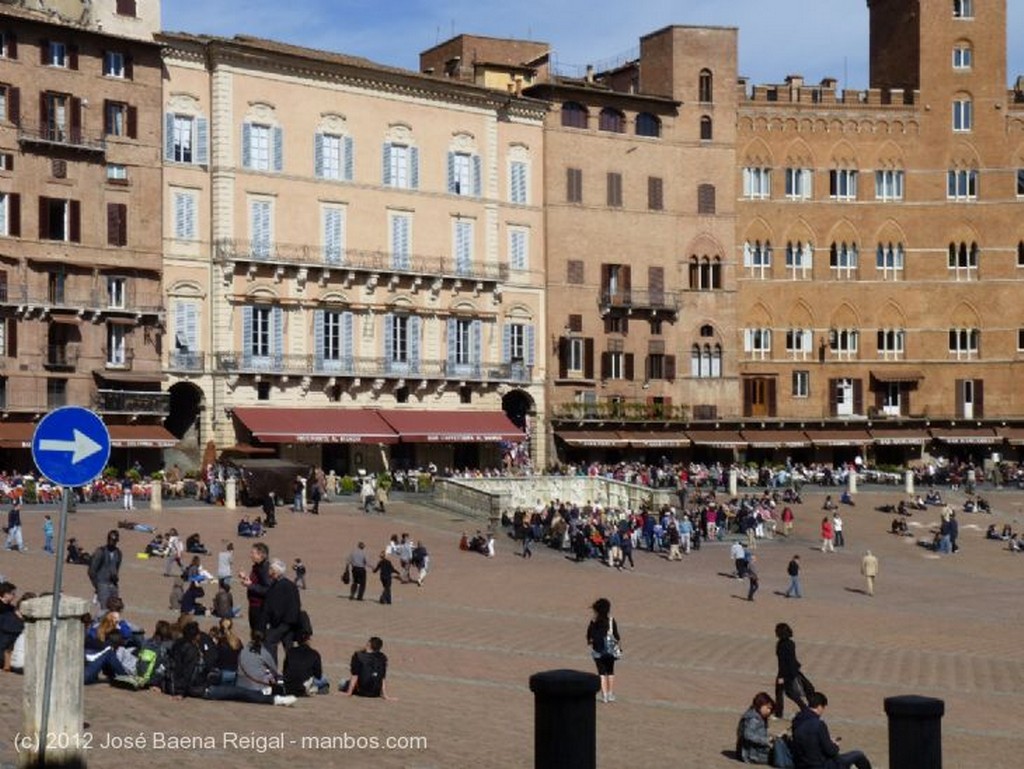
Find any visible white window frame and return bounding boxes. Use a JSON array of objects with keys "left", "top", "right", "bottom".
[
  {"left": 877, "top": 329, "right": 906, "bottom": 360},
  {"left": 567, "top": 337, "right": 585, "bottom": 372},
  {"left": 509, "top": 323, "right": 527, "bottom": 362},
  {"left": 107, "top": 277, "right": 126, "bottom": 309},
  {"left": 876, "top": 243, "right": 905, "bottom": 280},
  {"left": 106, "top": 323, "right": 127, "bottom": 366},
  {"left": 390, "top": 315, "right": 409, "bottom": 364},
  {"left": 948, "top": 328, "right": 979, "bottom": 359},
  {"left": 948, "top": 242, "right": 978, "bottom": 280},
  {"left": 250, "top": 306, "right": 272, "bottom": 358},
  {"left": 173, "top": 189, "right": 197, "bottom": 241},
  {"left": 947, "top": 169, "right": 978, "bottom": 200},
  {"left": 247, "top": 123, "right": 272, "bottom": 172},
  {"left": 0, "top": 192, "right": 9, "bottom": 237},
  {"left": 320, "top": 133, "right": 343, "bottom": 180},
  {"left": 784, "top": 167, "right": 813, "bottom": 200},
  {"left": 744, "top": 328, "right": 772, "bottom": 360},
  {"left": 874, "top": 169, "right": 904, "bottom": 201},
  {"left": 171, "top": 115, "right": 195, "bottom": 164},
  {"left": 830, "top": 169, "right": 858, "bottom": 200},
  {"left": 607, "top": 350, "right": 625, "bottom": 380},
  {"left": 830, "top": 242, "right": 859, "bottom": 279},
  {"left": 107, "top": 163, "right": 128, "bottom": 181},
  {"left": 48, "top": 41, "right": 67, "bottom": 68},
  {"left": 322, "top": 311, "right": 342, "bottom": 362},
  {"left": 954, "top": 0, "right": 973, "bottom": 19},
  {"left": 785, "top": 329, "right": 813, "bottom": 361},
  {"left": 829, "top": 329, "right": 859, "bottom": 360},
  {"left": 953, "top": 44, "right": 972, "bottom": 69},
  {"left": 952, "top": 98, "right": 972, "bottom": 132},
  {"left": 106, "top": 101, "right": 127, "bottom": 137},
  {"left": 389, "top": 144, "right": 411, "bottom": 189},
  {"left": 742, "top": 167, "right": 771, "bottom": 199},
  {"left": 452, "top": 152, "right": 472, "bottom": 196},
  {"left": 744, "top": 240, "right": 772, "bottom": 279},
  {"left": 792, "top": 370, "right": 810, "bottom": 398},
  {"left": 104, "top": 51, "right": 126, "bottom": 78},
  {"left": 785, "top": 241, "right": 813, "bottom": 279}
]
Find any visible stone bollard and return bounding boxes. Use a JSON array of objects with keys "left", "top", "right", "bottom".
[
  {"left": 728, "top": 469, "right": 738, "bottom": 497},
  {"left": 848, "top": 469, "right": 858, "bottom": 495},
  {"left": 225, "top": 477, "right": 237, "bottom": 510},
  {"left": 327, "top": 470, "right": 337, "bottom": 498},
  {"left": 529, "top": 669, "right": 600, "bottom": 769},
  {"left": 150, "top": 480, "right": 162, "bottom": 512},
  {"left": 21, "top": 595, "right": 90, "bottom": 769},
  {"left": 884, "top": 695, "right": 944, "bottom": 769},
  {"left": 905, "top": 469, "right": 915, "bottom": 497}
]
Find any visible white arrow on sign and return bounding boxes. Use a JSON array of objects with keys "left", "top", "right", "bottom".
[{"left": 39, "top": 429, "right": 103, "bottom": 464}]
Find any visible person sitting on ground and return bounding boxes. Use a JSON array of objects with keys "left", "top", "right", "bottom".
[
  {"left": 339, "top": 636, "right": 393, "bottom": 699},
  {"left": 890, "top": 518, "right": 909, "bottom": 536},
  {"left": 186, "top": 532, "right": 209, "bottom": 554},
  {"left": 237, "top": 517, "right": 254, "bottom": 537},
  {"left": 210, "top": 617, "right": 243, "bottom": 685},
  {"left": 1001, "top": 523, "right": 1014, "bottom": 540},
  {"left": 468, "top": 531, "right": 487, "bottom": 554},
  {"left": 977, "top": 497, "right": 992, "bottom": 513},
  {"left": 202, "top": 629, "right": 295, "bottom": 706},
  {"left": 145, "top": 534, "right": 168, "bottom": 557},
  {"left": 963, "top": 498, "right": 976, "bottom": 514},
  {"left": 791, "top": 691, "right": 873, "bottom": 769},
  {"left": 839, "top": 490, "right": 855, "bottom": 506},
  {"left": 250, "top": 517, "right": 265, "bottom": 537},
  {"left": 66, "top": 538, "right": 90, "bottom": 565},
  {"left": 822, "top": 496, "right": 836, "bottom": 511},
  {"left": 736, "top": 691, "right": 777, "bottom": 764},
  {"left": 212, "top": 578, "right": 240, "bottom": 619},
  {"left": 925, "top": 490, "right": 942, "bottom": 505},
  {"left": 283, "top": 629, "right": 329, "bottom": 696},
  {"left": 458, "top": 531, "right": 469, "bottom": 551},
  {"left": 180, "top": 580, "right": 207, "bottom": 616},
  {"left": 986, "top": 524, "right": 1001, "bottom": 540}
]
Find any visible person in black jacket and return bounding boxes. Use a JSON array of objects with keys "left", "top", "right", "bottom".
[
  {"left": 775, "top": 622, "right": 809, "bottom": 718},
  {"left": 88, "top": 530, "right": 123, "bottom": 612},
  {"left": 791, "top": 692, "right": 872, "bottom": 769},
  {"left": 372, "top": 551, "right": 397, "bottom": 605},
  {"left": 240, "top": 542, "right": 271, "bottom": 633},
  {"left": 283, "top": 630, "right": 327, "bottom": 696},
  {"left": 261, "top": 558, "right": 300, "bottom": 665},
  {"left": 586, "top": 597, "right": 621, "bottom": 703},
  {"left": 164, "top": 621, "right": 206, "bottom": 698}
]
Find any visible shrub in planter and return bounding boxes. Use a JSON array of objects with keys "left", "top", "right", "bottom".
[{"left": 339, "top": 476, "right": 356, "bottom": 494}]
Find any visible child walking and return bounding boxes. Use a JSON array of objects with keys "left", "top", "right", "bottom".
[
  {"left": 293, "top": 557, "right": 307, "bottom": 590},
  {"left": 43, "top": 515, "right": 54, "bottom": 555}
]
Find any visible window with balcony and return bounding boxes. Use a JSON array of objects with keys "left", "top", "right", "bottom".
[
  {"left": 948, "top": 241, "right": 978, "bottom": 279},
  {"left": 876, "top": 242, "right": 904, "bottom": 280},
  {"left": 742, "top": 167, "right": 771, "bottom": 199},
  {"left": 829, "top": 169, "right": 858, "bottom": 200},
  {"left": 453, "top": 218, "right": 474, "bottom": 275},
  {"left": 953, "top": 43, "right": 972, "bottom": 69},
  {"left": 42, "top": 92, "right": 76, "bottom": 143},
  {"left": 249, "top": 198, "right": 273, "bottom": 259},
  {"left": 949, "top": 327, "right": 979, "bottom": 359},
  {"left": 250, "top": 306, "right": 271, "bottom": 359},
  {"left": 829, "top": 241, "right": 858, "bottom": 279},
  {"left": 829, "top": 328, "right": 859, "bottom": 360},
  {"left": 448, "top": 151, "right": 480, "bottom": 196},
  {"left": 509, "top": 160, "right": 528, "bottom": 204},
  {"left": 243, "top": 305, "right": 283, "bottom": 368},
  {"left": 601, "top": 263, "right": 630, "bottom": 304},
  {"left": 598, "top": 107, "right": 626, "bottom": 133},
  {"left": 322, "top": 205, "right": 345, "bottom": 265},
  {"left": 744, "top": 240, "right": 772, "bottom": 278},
  {"left": 635, "top": 112, "right": 661, "bottom": 138},
  {"left": 106, "top": 203, "right": 127, "bottom": 247},
  {"left": 948, "top": 169, "right": 978, "bottom": 200},
  {"left": 561, "top": 102, "right": 587, "bottom": 129},
  {"left": 103, "top": 51, "right": 129, "bottom": 78},
  {"left": 385, "top": 314, "right": 420, "bottom": 372},
  {"left": 786, "top": 329, "right": 813, "bottom": 360},
  {"left": 785, "top": 168, "right": 813, "bottom": 200},
  {"left": 107, "top": 277, "right": 126, "bottom": 309},
  {"left": 448, "top": 317, "right": 482, "bottom": 374},
  {"left": 165, "top": 113, "right": 209, "bottom": 165},
  {"left": 877, "top": 329, "right": 905, "bottom": 359},
  {"left": 314, "top": 132, "right": 353, "bottom": 181},
  {"left": 173, "top": 190, "right": 197, "bottom": 240},
  {"left": 875, "top": 169, "right": 904, "bottom": 200},
  {"left": 382, "top": 142, "right": 418, "bottom": 188},
  {"left": 315, "top": 309, "right": 353, "bottom": 373},
  {"left": 505, "top": 322, "right": 535, "bottom": 367},
  {"left": 785, "top": 240, "right": 813, "bottom": 279},
  {"left": 172, "top": 300, "right": 199, "bottom": 369},
  {"left": 690, "top": 344, "right": 722, "bottom": 378},
  {"left": 744, "top": 328, "right": 772, "bottom": 360},
  {"left": 39, "top": 197, "right": 79, "bottom": 242},
  {"left": 0, "top": 192, "right": 20, "bottom": 237},
  {"left": 243, "top": 122, "right": 282, "bottom": 172},
  {"left": 952, "top": 97, "right": 972, "bottom": 131}
]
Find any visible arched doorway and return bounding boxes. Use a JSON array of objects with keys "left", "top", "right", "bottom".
[
  {"left": 166, "top": 381, "right": 204, "bottom": 449},
  {"left": 502, "top": 389, "right": 536, "bottom": 467}
]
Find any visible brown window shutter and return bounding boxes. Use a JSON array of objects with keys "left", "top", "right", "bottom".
[
  {"left": 68, "top": 44, "right": 78, "bottom": 70},
  {"left": 601, "top": 351, "right": 611, "bottom": 379},
  {"left": 743, "top": 378, "right": 754, "bottom": 417},
  {"left": 558, "top": 337, "right": 568, "bottom": 379},
  {"left": 974, "top": 379, "right": 984, "bottom": 418},
  {"left": 622, "top": 265, "right": 631, "bottom": 292},
  {"left": 768, "top": 378, "right": 777, "bottom": 416},
  {"left": 624, "top": 353, "right": 634, "bottom": 380},
  {"left": 665, "top": 355, "right": 676, "bottom": 382},
  {"left": 124, "top": 54, "right": 133, "bottom": 80},
  {"left": 38, "top": 196, "right": 48, "bottom": 239},
  {"left": 8, "top": 86, "right": 18, "bottom": 124},
  {"left": 102, "top": 99, "right": 112, "bottom": 135},
  {"left": 954, "top": 379, "right": 965, "bottom": 418},
  {"left": 8, "top": 193, "right": 18, "bottom": 237},
  {"left": 39, "top": 39, "right": 48, "bottom": 66},
  {"left": 127, "top": 105, "right": 137, "bottom": 139},
  {"left": 600, "top": 264, "right": 611, "bottom": 293},
  {"left": 69, "top": 199, "right": 80, "bottom": 242},
  {"left": 40, "top": 91, "right": 48, "bottom": 127},
  {"left": 70, "top": 97, "right": 81, "bottom": 136},
  {"left": 7, "top": 33, "right": 16, "bottom": 60},
  {"left": 828, "top": 378, "right": 839, "bottom": 417},
  {"left": 853, "top": 379, "right": 863, "bottom": 415},
  {"left": 901, "top": 388, "right": 911, "bottom": 417},
  {"left": 568, "top": 314, "right": 582, "bottom": 333},
  {"left": 107, "top": 203, "right": 120, "bottom": 246},
  {"left": 584, "top": 337, "right": 594, "bottom": 379},
  {"left": 119, "top": 204, "right": 127, "bottom": 245},
  {"left": 7, "top": 317, "right": 16, "bottom": 357}
]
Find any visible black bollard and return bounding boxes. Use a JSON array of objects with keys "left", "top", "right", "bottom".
[
  {"left": 529, "top": 669, "right": 601, "bottom": 769},
  {"left": 884, "top": 695, "right": 944, "bottom": 769}
]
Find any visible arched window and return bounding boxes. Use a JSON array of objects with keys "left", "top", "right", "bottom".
[
  {"left": 635, "top": 112, "right": 661, "bottom": 138},
  {"left": 876, "top": 242, "right": 904, "bottom": 279},
  {"left": 561, "top": 102, "right": 588, "bottom": 129},
  {"left": 700, "top": 116, "right": 713, "bottom": 141},
  {"left": 744, "top": 239, "right": 772, "bottom": 278},
  {"left": 948, "top": 240, "right": 978, "bottom": 279},
  {"left": 700, "top": 324, "right": 715, "bottom": 337},
  {"left": 699, "top": 69, "right": 713, "bottom": 103},
  {"left": 598, "top": 107, "right": 626, "bottom": 133}
]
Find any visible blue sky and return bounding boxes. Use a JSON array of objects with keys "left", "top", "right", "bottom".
[{"left": 163, "top": 1, "right": 1024, "bottom": 88}]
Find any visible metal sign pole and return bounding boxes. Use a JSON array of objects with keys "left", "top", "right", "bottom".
[{"left": 38, "top": 486, "right": 71, "bottom": 765}]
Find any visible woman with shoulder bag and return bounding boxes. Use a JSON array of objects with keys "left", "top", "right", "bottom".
[
  {"left": 774, "top": 622, "right": 811, "bottom": 718},
  {"left": 586, "top": 597, "right": 621, "bottom": 703}
]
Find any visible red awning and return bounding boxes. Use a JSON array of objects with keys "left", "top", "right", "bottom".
[
  {"left": 558, "top": 431, "right": 627, "bottom": 447},
  {"left": 0, "top": 423, "right": 35, "bottom": 449},
  {"left": 741, "top": 430, "right": 810, "bottom": 448},
  {"left": 233, "top": 408, "right": 399, "bottom": 444},
  {"left": 107, "top": 424, "right": 178, "bottom": 448},
  {"left": 380, "top": 410, "right": 523, "bottom": 443},
  {"left": 804, "top": 429, "right": 872, "bottom": 447},
  {"left": 686, "top": 430, "right": 747, "bottom": 449}
]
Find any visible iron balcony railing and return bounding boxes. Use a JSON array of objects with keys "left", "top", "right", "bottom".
[
  {"left": 18, "top": 123, "right": 106, "bottom": 153},
  {"left": 44, "top": 345, "right": 79, "bottom": 369},
  {"left": 214, "top": 239, "right": 508, "bottom": 283},
  {"left": 167, "top": 351, "right": 205, "bottom": 373},
  {"left": 213, "top": 352, "right": 533, "bottom": 383},
  {"left": 1, "top": 284, "right": 162, "bottom": 315},
  {"left": 599, "top": 288, "right": 682, "bottom": 313},
  {"left": 93, "top": 389, "right": 170, "bottom": 415}
]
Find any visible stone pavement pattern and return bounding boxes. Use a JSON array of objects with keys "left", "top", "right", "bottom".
[{"left": 0, "top": 489, "right": 1022, "bottom": 768}]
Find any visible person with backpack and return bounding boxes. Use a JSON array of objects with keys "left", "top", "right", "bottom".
[
  {"left": 340, "top": 636, "right": 393, "bottom": 699},
  {"left": 163, "top": 621, "right": 207, "bottom": 698}
]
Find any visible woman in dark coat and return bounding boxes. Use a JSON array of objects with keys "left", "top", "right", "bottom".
[
  {"left": 774, "top": 622, "right": 810, "bottom": 718},
  {"left": 372, "top": 551, "right": 397, "bottom": 605},
  {"left": 586, "top": 597, "right": 621, "bottom": 703}
]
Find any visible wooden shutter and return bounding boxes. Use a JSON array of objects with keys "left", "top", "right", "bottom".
[
  {"left": 124, "top": 55, "right": 133, "bottom": 80},
  {"left": 127, "top": 105, "right": 137, "bottom": 139},
  {"left": 7, "top": 194, "right": 18, "bottom": 237},
  {"left": 39, "top": 39, "right": 48, "bottom": 66},
  {"left": 558, "top": 337, "right": 568, "bottom": 379},
  {"left": 743, "top": 378, "right": 754, "bottom": 417},
  {"left": 601, "top": 351, "right": 611, "bottom": 379},
  {"left": 853, "top": 379, "right": 863, "bottom": 415},
  {"left": 102, "top": 100, "right": 112, "bottom": 135},
  {"left": 69, "top": 199, "right": 80, "bottom": 242},
  {"left": 901, "top": 387, "right": 911, "bottom": 417},
  {"left": 107, "top": 203, "right": 119, "bottom": 245},
  {"left": 6, "top": 33, "right": 15, "bottom": 60},
  {"left": 568, "top": 314, "right": 582, "bottom": 333},
  {"left": 164, "top": 113, "right": 175, "bottom": 160},
  {"left": 954, "top": 379, "right": 965, "bottom": 418},
  {"left": 768, "top": 378, "right": 777, "bottom": 416},
  {"left": 648, "top": 266, "right": 664, "bottom": 305},
  {"left": 828, "top": 378, "right": 839, "bottom": 417},
  {"left": 8, "top": 87, "right": 18, "bottom": 125},
  {"left": 974, "top": 379, "right": 984, "bottom": 418},
  {"left": 70, "top": 97, "right": 81, "bottom": 136},
  {"left": 38, "top": 196, "right": 47, "bottom": 239},
  {"left": 6, "top": 317, "right": 15, "bottom": 358},
  {"left": 624, "top": 353, "right": 634, "bottom": 380},
  {"left": 583, "top": 337, "right": 594, "bottom": 379},
  {"left": 68, "top": 45, "right": 78, "bottom": 70},
  {"left": 665, "top": 355, "right": 676, "bottom": 382},
  {"left": 600, "top": 264, "right": 611, "bottom": 294},
  {"left": 648, "top": 176, "right": 663, "bottom": 210},
  {"left": 622, "top": 265, "right": 632, "bottom": 292}
]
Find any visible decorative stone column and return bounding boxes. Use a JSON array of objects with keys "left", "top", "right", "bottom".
[
  {"left": 848, "top": 469, "right": 858, "bottom": 495},
  {"left": 225, "top": 476, "right": 237, "bottom": 510},
  {"left": 905, "top": 469, "right": 914, "bottom": 497},
  {"left": 150, "top": 480, "right": 162, "bottom": 511},
  {"left": 21, "top": 595, "right": 89, "bottom": 769},
  {"left": 728, "top": 469, "right": 738, "bottom": 497}
]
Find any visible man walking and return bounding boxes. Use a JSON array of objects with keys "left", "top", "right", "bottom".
[
  {"left": 731, "top": 540, "right": 748, "bottom": 579},
  {"left": 347, "top": 541, "right": 369, "bottom": 601},
  {"left": 746, "top": 555, "right": 760, "bottom": 601},
  {"left": 88, "top": 530, "right": 122, "bottom": 610},
  {"left": 791, "top": 691, "right": 873, "bottom": 769},
  {"left": 4, "top": 501, "right": 25, "bottom": 553},
  {"left": 785, "top": 554, "right": 803, "bottom": 598},
  {"left": 861, "top": 550, "right": 879, "bottom": 597}
]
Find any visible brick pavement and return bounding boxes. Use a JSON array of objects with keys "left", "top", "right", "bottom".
[{"left": 0, "top": 489, "right": 1022, "bottom": 768}]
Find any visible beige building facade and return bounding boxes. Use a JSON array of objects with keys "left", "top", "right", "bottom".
[
  {"left": 0, "top": 0, "right": 171, "bottom": 471},
  {"left": 160, "top": 33, "right": 548, "bottom": 473}
]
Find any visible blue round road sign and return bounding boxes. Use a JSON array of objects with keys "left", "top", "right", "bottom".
[{"left": 31, "top": 407, "right": 111, "bottom": 487}]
